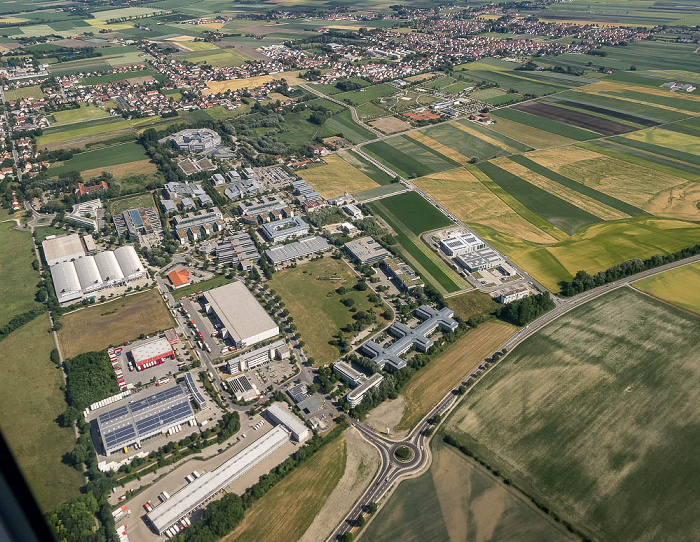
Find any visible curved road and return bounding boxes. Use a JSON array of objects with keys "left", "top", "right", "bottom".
[{"left": 327, "top": 252, "right": 700, "bottom": 541}]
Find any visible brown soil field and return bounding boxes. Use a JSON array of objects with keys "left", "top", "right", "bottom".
[
  {"left": 493, "top": 157, "right": 629, "bottom": 221},
  {"left": 488, "top": 115, "right": 576, "bottom": 149},
  {"left": 298, "top": 428, "right": 380, "bottom": 542},
  {"left": 512, "top": 101, "right": 634, "bottom": 136},
  {"left": 125, "top": 75, "right": 155, "bottom": 85},
  {"left": 397, "top": 320, "right": 517, "bottom": 431},
  {"left": 370, "top": 116, "right": 411, "bottom": 134},
  {"left": 364, "top": 396, "right": 407, "bottom": 438},
  {"left": 203, "top": 71, "right": 304, "bottom": 94},
  {"left": 407, "top": 131, "right": 471, "bottom": 165},
  {"left": 415, "top": 168, "right": 558, "bottom": 244},
  {"left": 81, "top": 158, "right": 156, "bottom": 181},
  {"left": 451, "top": 121, "right": 520, "bottom": 153},
  {"left": 59, "top": 289, "right": 174, "bottom": 358}
]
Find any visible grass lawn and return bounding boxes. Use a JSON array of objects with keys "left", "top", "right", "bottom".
[
  {"left": 446, "top": 290, "right": 499, "bottom": 321},
  {"left": 58, "top": 289, "right": 174, "bottom": 359},
  {"left": 0, "top": 314, "right": 84, "bottom": 512},
  {"left": 5, "top": 84, "right": 44, "bottom": 100},
  {"left": 223, "top": 434, "right": 346, "bottom": 542},
  {"left": 48, "top": 142, "right": 149, "bottom": 177},
  {"left": 171, "top": 274, "right": 233, "bottom": 299},
  {"left": 445, "top": 288, "right": 700, "bottom": 541},
  {"left": 107, "top": 192, "right": 155, "bottom": 215},
  {"left": 633, "top": 261, "right": 700, "bottom": 315},
  {"left": 51, "top": 105, "right": 110, "bottom": 125},
  {"left": 299, "top": 154, "right": 379, "bottom": 198},
  {"left": 0, "top": 223, "right": 41, "bottom": 329},
  {"left": 397, "top": 320, "right": 516, "bottom": 432},
  {"left": 269, "top": 258, "right": 390, "bottom": 366},
  {"left": 34, "top": 225, "right": 70, "bottom": 244},
  {"left": 362, "top": 438, "right": 572, "bottom": 542}
]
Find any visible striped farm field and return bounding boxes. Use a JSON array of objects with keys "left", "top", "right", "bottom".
[
  {"left": 562, "top": 89, "right": 688, "bottom": 123},
  {"left": 364, "top": 136, "right": 460, "bottom": 178},
  {"left": 485, "top": 115, "right": 576, "bottom": 149},
  {"left": 612, "top": 127, "right": 700, "bottom": 166},
  {"left": 407, "top": 131, "right": 472, "bottom": 165},
  {"left": 511, "top": 101, "right": 635, "bottom": 136},
  {"left": 633, "top": 262, "right": 700, "bottom": 315},
  {"left": 582, "top": 81, "right": 700, "bottom": 115},
  {"left": 493, "top": 107, "right": 599, "bottom": 141},
  {"left": 452, "top": 119, "right": 532, "bottom": 152},
  {"left": 421, "top": 122, "right": 510, "bottom": 162}
]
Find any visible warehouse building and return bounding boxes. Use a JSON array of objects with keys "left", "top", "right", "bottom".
[
  {"left": 260, "top": 216, "right": 309, "bottom": 243},
  {"left": 49, "top": 245, "right": 146, "bottom": 304},
  {"left": 440, "top": 232, "right": 486, "bottom": 257},
  {"left": 361, "top": 305, "right": 458, "bottom": 370},
  {"left": 147, "top": 426, "right": 289, "bottom": 535},
  {"left": 265, "top": 236, "right": 330, "bottom": 266},
  {"left": 264, "top": 403, "right": 309, "bottom": 442},
  {"left": 203, "top": 282, "right": 279, "bottom": 349},
  {"left": 344, "top": 236, "right": 390, "bottom": 265},
  {"left": 42, "top": 233, "right": 87, "bottom": 267},
  {"left": 455, "top": 248, "right": 503, "bottom": 272},
  {"left": 226, "top": 339, "right": 288, "bottom": 374},
  {"left": 96, "top": 385, "right": 196, "bottom": 456},
  {"left": 129, "top": 337, "right": 175, "bottom": 371}
]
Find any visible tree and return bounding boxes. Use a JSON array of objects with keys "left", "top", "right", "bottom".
[
  {"left": 343, "top": 533, "right": 354, "bottom": 542},
  {"left": 368, "top": 502, "right": 378, "bottom": 514},
  {"left": 458, "top": 385, "right": 467, "bottom": 395}
]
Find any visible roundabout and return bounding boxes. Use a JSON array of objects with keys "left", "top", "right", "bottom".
[{"left": 394, "top": 445, "right": 414, "bottom": 462}]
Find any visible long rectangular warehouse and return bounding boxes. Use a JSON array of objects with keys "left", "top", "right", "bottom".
[
  {"left": 147, "top": 426, "right": 289, "bottom": 534},
  {"left": 96, "top": 385, "right": 195, "bottom": 456}
]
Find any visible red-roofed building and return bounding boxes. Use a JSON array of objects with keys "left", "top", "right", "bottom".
[
  {"left": 167, "top": 268, "right": 191, "bottom": 289},
  {"left": 75, "top": 180, "right": 108, "bottom": 197}
]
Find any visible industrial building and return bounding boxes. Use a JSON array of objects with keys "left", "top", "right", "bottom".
[
  {"left": 112, "top": 208, "right": 162, "bottom": 240},
  {"left": 265, "top": 236, "right": 330, "bottom": 266},
  {"left": 381, "top": 257, "right": 423, "bottom": 292},
  {"left": 333, "top": 362, "right": 384, "bottom": 408},
  {"left": 96, "top": 385, "right": 196, "bottom": 456},
  {"left": 146, "top": 426, "right": 289, "bottom": 535},
  {"left": 129, "top": 337, "right": 175, "bottom": 371},
  {"left": 228, "top": 374, "right": 260, "bottom": 402},
  {"left": 42, "top": 233, "right": 88, "bottom": 267},
  {"left": 159, "top": 128, "right": 221, "bottom": 153},
  {"left": 342, "top": 204, "right": 363, "bottom": 220},
  {"left": 455, "top": 248, "right": 503, "bottom": 272},
  {"left": 361, "top": 305, "right": 458, "bottom": 370},
  {"left": 226, "top": 339, "right": 288, "bottom": 374},
  {"left": 264, "top": 403, "right": 309, "bottom": 442},
  {"left": 182, "top": 373, "right": 207, "bottom": 410},
  {"left": 344, "top": 236, "right": 390, "bottom": 265},
  {"left": 203, "top": 282, "right": 279, "bottom": 348},
  {"left": 49, "top": 245, "right": 146, "bottom": 304},
  {"left": 440, "top": 232, "right": 486, "bottom": 257},
  {"left": 260, "top": 216, "right": 309, "bottom": 243},
  {"left": 237, "top": 195, "right": 287, "bottom": 220},
  {"left": 215, "top": 233, "right": 260, "bottom": 270}
]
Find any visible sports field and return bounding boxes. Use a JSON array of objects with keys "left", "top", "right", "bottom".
[
  {"left": 633, "top": 262, "right": 700, "bottom": 315},
  {"left": 362, "top": 438, "right": 573, "bottom": 542},
  {"left": 444, "top": 288, "right": 700, "bottom": 541},
  {"left": 397, "top": 320, "right": 516, "bottom": 432},
  {"left": 268, "top": 258, "right": 390, "bottom": 365},
  {"left": 58, "top": 289, "right": 174, "bottom": 359},
  {"left": 224, "top": 435, "right": 346, "bottom": 542},
  {"left": 0, "top": 223, "right": 41, "bottom": 329},
  {"left": 299, "top": 154, "right": 379, "bottom": 198},
  {"left": 0, "top": 314, "right": 84, "bottom": 512}
]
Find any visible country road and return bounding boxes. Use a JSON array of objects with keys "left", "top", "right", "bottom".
[{"left": 327, "top": 252, "right": 700, "bottom": 541}]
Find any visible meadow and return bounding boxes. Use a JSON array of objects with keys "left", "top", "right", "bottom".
[
  {"left": 324, "top": 111, "right": 376, "bottom": 144},
  {"left": 299, "top": 155, "right": 379, "bottom": 199},
  {"left": 50, "top": 105, "right": 110, "bottom": 125},
  {"left": 58, "top": 289, "right": 174, "bottom": 359},
  {"left": 0, "top": 224, "right": 41, "bottom": 329},
  {"left": 107, "top": 192, "right": 155, "bottom": 215},
  {"left": 0, "top": 315, "right": 85, "bottom": 512},
  {"left": 224, "top": 434, "right": 346, "bottom": 541},
  {"left": 420, "top": 123, "right": 512, "bottom": 162},
  {"left": 47, "top": 142, "right": 150, "bottom": 177},
  {"left": 340, "top": 150, "right": 394, "bottom": 185},
  {"left": 269, "top": 258, "right": 390, "bottom": 366},
  {"left": 364, "top": 136, "right": 460, "bottom": 178},
  {"left": 446, "top": 290, "right": 499, "bottom": 321},
  {"left": 444, "top": 288, "right": 700, "bottom": 541},
  {"left": 371, "top": 191, "right": 452, "bottom": 235},
  {"left": 633, "top": 262, "right": 700, "bottom": 315},
  {"left": 362, "top": 438, "right": 573, "bottom": 542},
  {"left": 397, "top": 320, "right": 516, "bottom": 432}
]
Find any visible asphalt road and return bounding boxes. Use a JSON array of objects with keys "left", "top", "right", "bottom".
[{"left": 326, "top": 252, "right": 700, "bottom": 541}]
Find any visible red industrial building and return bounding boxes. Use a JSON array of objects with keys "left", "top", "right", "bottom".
[{"left": 129, "top": 337, "right": 175, "bottom": 371}]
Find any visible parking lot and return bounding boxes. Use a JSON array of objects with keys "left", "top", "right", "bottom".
[
  {"left": 180, "top": 297, "right": 228, "bottom": 358},
  {"left": 112, "top": 337, "right": 186, "bottom": 387}
]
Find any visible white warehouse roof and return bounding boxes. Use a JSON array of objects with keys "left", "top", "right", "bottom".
[
  {"left": 114, "top": 246, "right": 144, "bottom": 279},
  {"left": 52, "top": 261, "right": 82, "bottom": 300},
  {"left": 42, "top": 233, "right": 85, "bottom": 266},
  {"left": 95, "top": 251, "right": 124, "bottom": 283},
  {"left": 265, "top": 403, "right": 309, "bottom": 442},
  {"left": 131, "top": 337, "right": 174, "bottom": 364},
  {"left": 73, "top": 256, "right": 102, "bottom": 291}
]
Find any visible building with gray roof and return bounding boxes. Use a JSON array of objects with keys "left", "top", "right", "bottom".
[
  {"left": 260, "top": 216, "right": 309, "bottom": 243},
  {"left": 215, "top": 233, "right": 260, "bottom": 270},
  {"left": 455, "top": 248, "right": 503, "bottom": 272},
  {"left": 344, "top": 236, "right": 390, "bottom": 265},
  {"left": 264, "top": 403, "right": 309, "bottom": 442},
  {"left": 42, "top": 233, "right": 86, "bottom": 267},
  {"left": 361, "top": 305, "right": 458, "bottom": 370},
  {"left": 264, "top": 236, "right": 330, "bottom": 266},
  {"left": 159, "top": 128, "right": 221, "bottom": 153}
]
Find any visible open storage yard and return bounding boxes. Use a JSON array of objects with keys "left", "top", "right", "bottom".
[
  {"left": 58, "top": 289, "right": 174, "bottom": 358},
  {"left": 362, "top": 438, "right": 573, "bottom": 542},
  {"left": 444, "top": 288, "right": 700, "bottom": 541}
]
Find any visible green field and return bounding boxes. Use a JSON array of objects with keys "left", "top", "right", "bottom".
[
  {"left": 363, "top": 438, "right": 572, "bottom": 542},
  {"left": 324, "top": 111, "right": 376, "bottom": 144},
  {"left": 341, "top": 150, "right": 394, "bottom": 185},
  {"left": 422, "top": 123, "right": 512, "bottom": 161},
  {"left": 48, "top": 142, "right": 149, "bottom": 177},
  {"left": 333, "top": 83, "right": 397, "bottom": 106},
  {"left": 269, "top": 258, "right": 390, "bottom": 365},
  {"left": 0, "top": 314, "right": 85, "bottom": 512},
  {"left": 106, "top": 192, "right": 155, "bottom": 215},
  {"left": 0, "top": 223, "right": 41, "bottom": 329},
  {"left": 445, "top": 288, "right": 700, "bottom": 541},
  {"left": 50, "top": 105, "right": 110, "bottom": 125},
  {"left": 371, "top": 192, "right": 452, "bottom": 235},
  {"left": 493, "top": 108, "right": 599, "bottom": 141},
  {"left": 611, "top": 134, "right": 700, "bottom": 168},
  {"left": 364, "top": 136, "right": 460, "bottom": 179},
  {"left": 446, "top": 290, "right": 498, "bottom": 321},
  {"left": 633, "top": 262, "right": 700, "bottom": 315},
  {"left": 5, "top": 85, "right": 44, "bottom": 101},
  {"left": 476, "top": 162, "right": 602, "bottom": 235}
]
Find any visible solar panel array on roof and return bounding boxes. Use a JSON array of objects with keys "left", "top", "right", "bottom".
[
  {"left": 184, "top": 373, "right": 207, "bottom": 408},
  {"left": 230, "top": 375, "right": 253, "bottom": 394},
  {"left": 129, "top": 209, "right": 144, "bottom": 228}
]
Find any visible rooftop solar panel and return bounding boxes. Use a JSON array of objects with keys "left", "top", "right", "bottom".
[{"left": 129, "top": 209, "right": 144, "bottom": 227}]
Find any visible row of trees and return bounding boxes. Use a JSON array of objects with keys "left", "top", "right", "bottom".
[{"left": 495, "top": 292, "right": 555, "bottom": 326}]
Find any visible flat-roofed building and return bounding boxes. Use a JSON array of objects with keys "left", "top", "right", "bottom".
[
  {"left": 226, "top": 339, "right": 286, "bottom": 373},
  {"left": 129, "top": 337, "right": 175, "bottom": 371},
  {"left": 264, "top": 403, "right": 309, "bottom": 442},
  {"left": 347, "top": 373, "right": 383, "bottom": 408},
  {"left": 228, "top": 374, "right": 260, "bottom": 401},
  {"left": 260, "top": 216, "right": 309, "bottom": 243},
  {"left": 146, "top": 426, "right": 288, "bottom": 535},
  {"left": 381, "top": 257, "right": 423, "bottom": 292},
  {"left": 344, "top": 236, "right": 389, "bottom": 265},
  {"left": 265, "top": 236, "right": 330, "bottom": 266},
  {"left": 455, "top": 248, "right": 503, "bottom": 272},
  {"left": 203, "top": 282, "right": 279, "bottom": 349},
  {"left": 496, "top": 286, "right": 530, "bottom": 304},
  {"left": 42, "top": 233, "right": 85, "bottom": 266},
  {"left": 215, "top": 233, "right": 259, "bottom": 270},
  {"left": 333, "top": 361, "right": 365, "bottom": 386},
  {"left": 440, "top": 232, "right": 486, "bottom": 257},
  {"left": 114, "top": 245, "right": 146, "bottom": 280}
]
